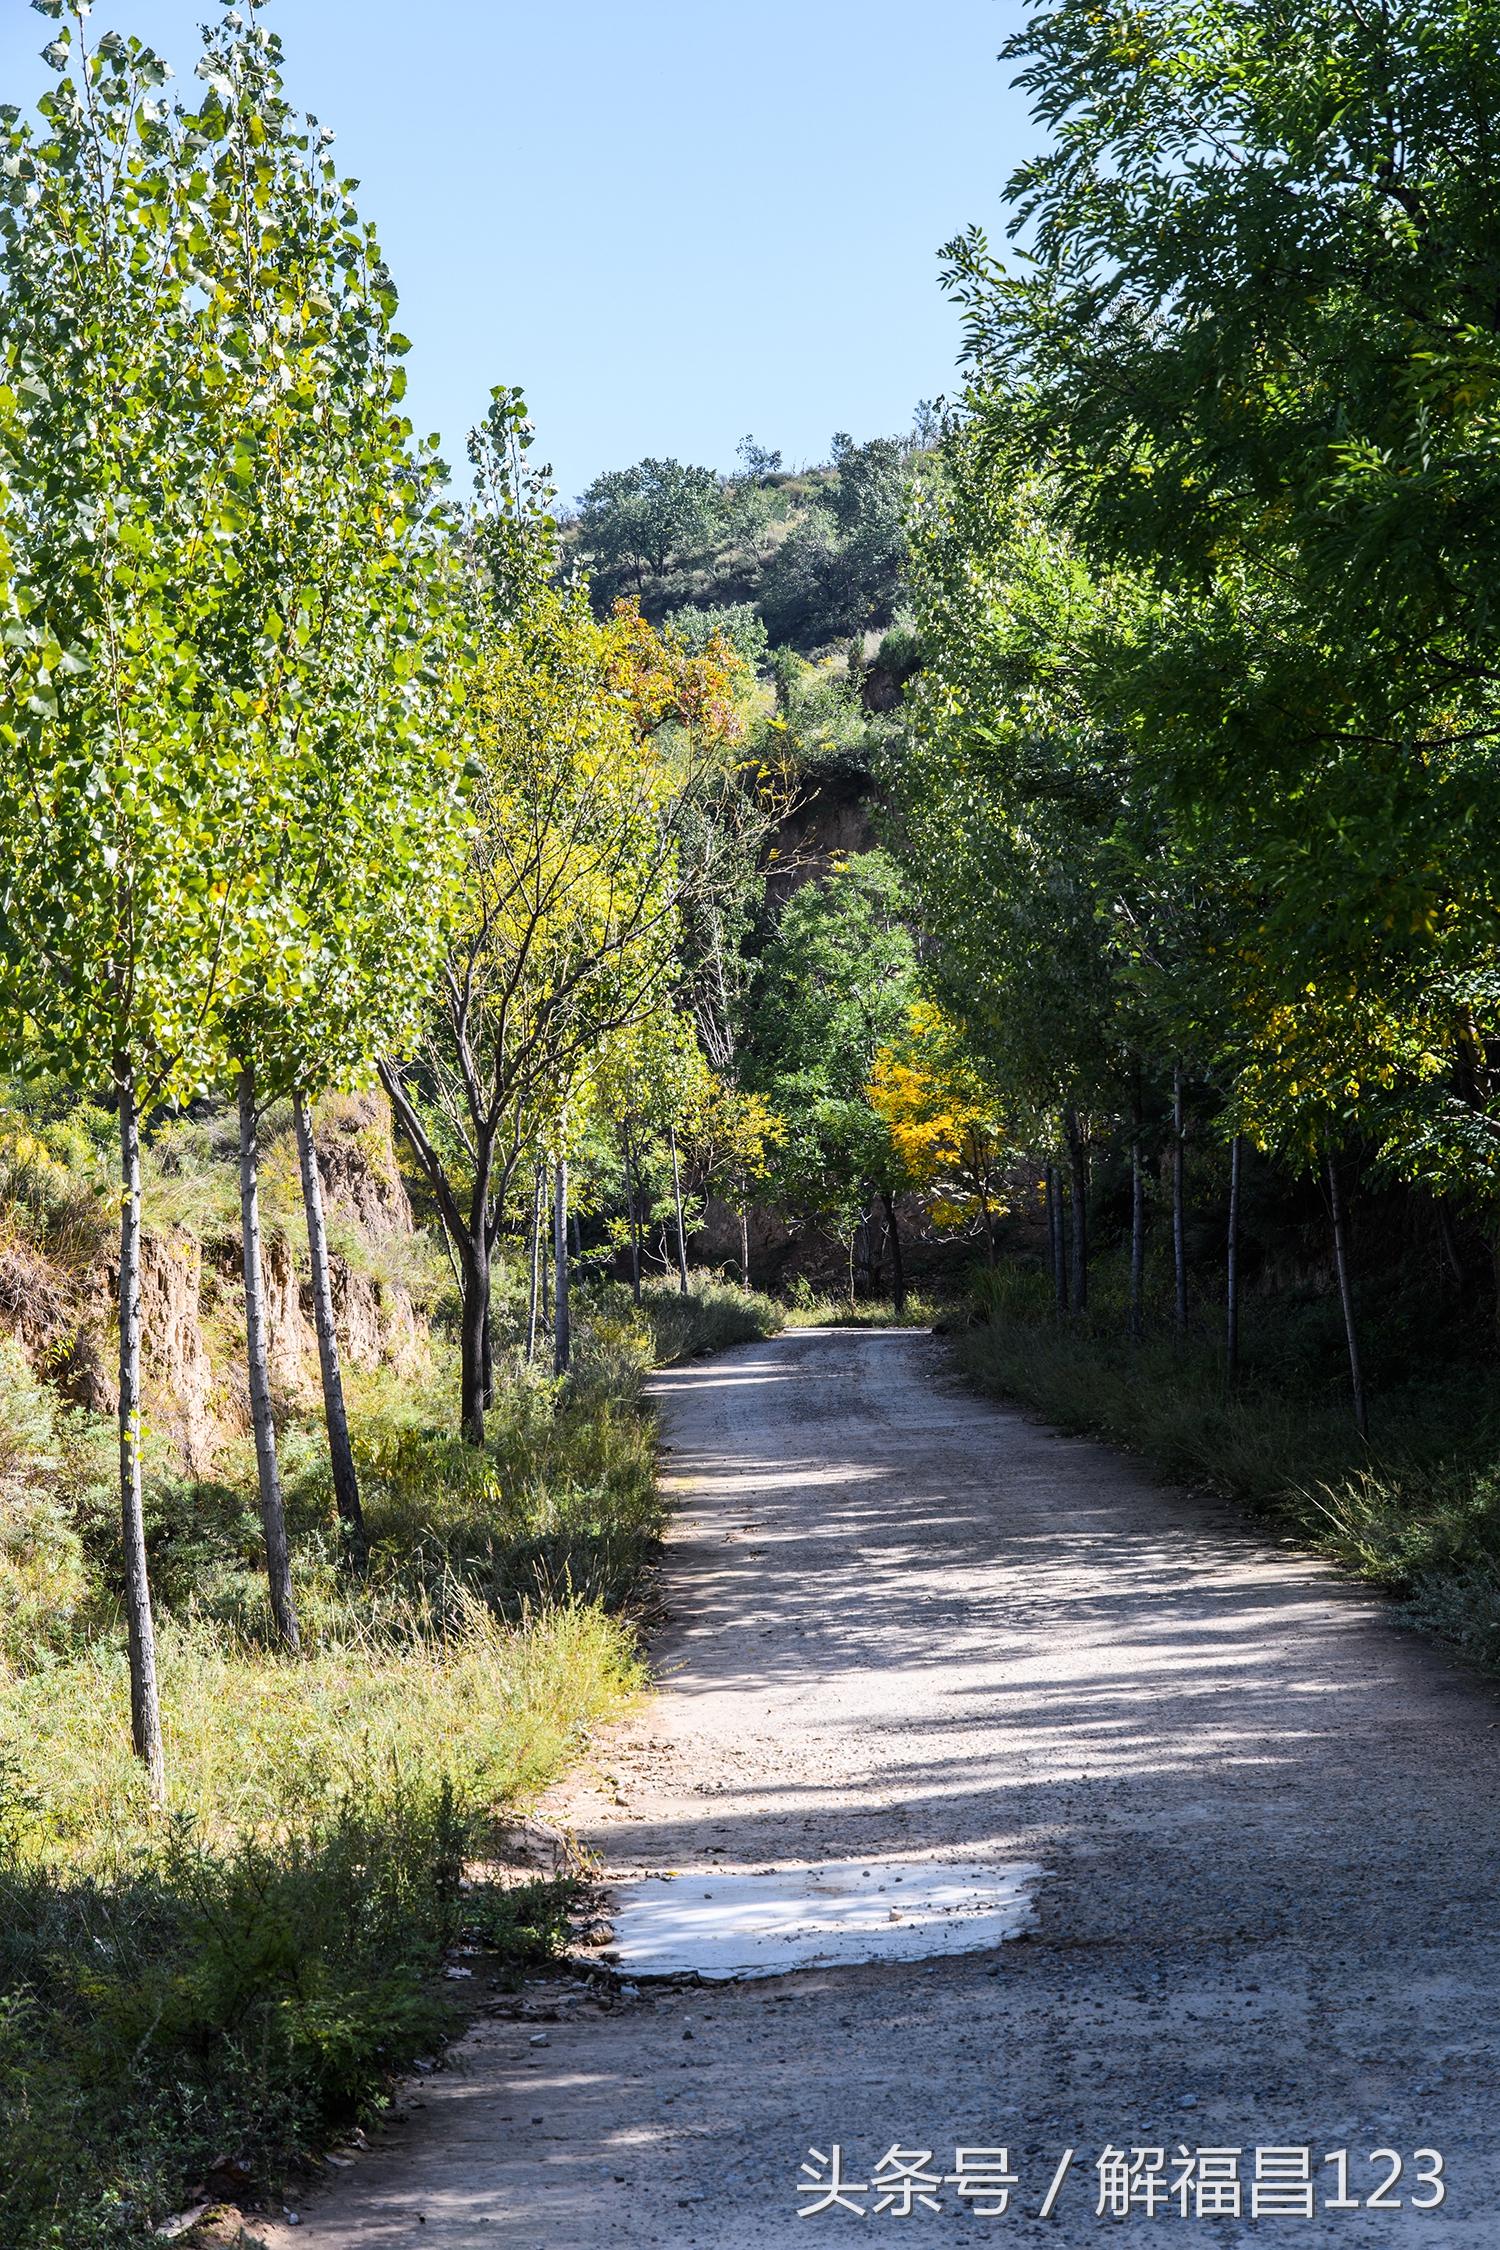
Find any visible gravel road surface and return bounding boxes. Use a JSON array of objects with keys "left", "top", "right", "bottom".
[{"left": 268, "top": 1327, "right": 1500, "bottom": 2246}]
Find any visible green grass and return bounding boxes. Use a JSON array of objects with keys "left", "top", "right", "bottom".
[
  {"left": 783, "top": 1285, "right": 945, "bottom": 1328},
  {"left": 0, "top": 1804, "right": 586, "bottom": 2248},
  {"left": 957, "top": 1260, "right": 1500, "bottom": 1670},
  {"left": 0, "top": 1276, "right": 793, "bottom": 2247}
]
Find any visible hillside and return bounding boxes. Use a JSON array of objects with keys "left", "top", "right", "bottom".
[{"left": 559, "top": 424, "right": 936, "bottom": 661}]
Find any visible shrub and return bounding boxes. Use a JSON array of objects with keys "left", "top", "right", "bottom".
[{"left": 626, "top": 1274, "right": 783, "bottom": 1364}]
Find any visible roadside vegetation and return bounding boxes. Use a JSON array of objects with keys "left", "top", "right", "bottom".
[
  {"left": 0, "top": 1257, "right": 791, "bottom": 2248},
  {"left": 784, "top": 1283, "right": 946, "bottom": 1329},
  {"left": 626, "top": 1275, "right": 784, "bottom": 1365}
]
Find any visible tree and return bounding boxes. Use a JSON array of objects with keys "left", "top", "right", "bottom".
[
  {"left": 748, "top": 852, "right": 918, "bottom": 1292},
  {"left": 382, "top": 399, "right": 742, "bottom": 1439},
  {"left": 941, "top": 0, "right": 1500, "bottom": 1219},
  {"left": 737, "top": 436, "right": 783, "bottom": 479},
  {"left": 180, "top": 6, "right": 463, "bottom": 1604},
  {"left": 760, "top": 431, "right": 913, "bottom": 646},
  {"left": 0, "top": 6, "right": 288, "bottom": 1789},
  {"left": 868, "top": 1002, "right": 1009, "bottom": 1275},
  {"left": 899, "top": 439, "right": 1149, "bottom": 1312},
  {"left": 575, "top": 457, "right": 723, "bottom": 598}
]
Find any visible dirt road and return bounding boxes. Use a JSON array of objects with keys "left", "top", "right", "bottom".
[{"left": 271, "top": 1327, "right": 1500, "bottom": 2245}]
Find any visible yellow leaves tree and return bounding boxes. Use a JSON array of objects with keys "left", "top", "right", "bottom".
[
  {"left": 868, "top": 1002, "right": 1009, "bottom": 1255},
  {"left": 379, "top": 396, "right": 747, "bottom": 1430}
]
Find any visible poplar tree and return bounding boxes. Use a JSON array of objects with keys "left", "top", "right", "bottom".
[
  {"left": 0, "top": 6, "right": 274, "bottom": 1791},
  {"left": 186, "top": 5, "right": 464, "bottom": 1606}
]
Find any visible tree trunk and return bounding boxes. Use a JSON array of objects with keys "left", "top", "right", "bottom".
[
  {"left": 1327, "top": 1152, "right": 1368, "bottom": 1439},
  {"left": 882, "top": 1189, "right": 906, "bottom": 1319},
  {"left": 1047, "top": 1160, "right": 1068, "bottom": 1318},
  {"left": 293, "top": 1091, "right": 366, "bottom": 1568},
  {"left": 624, "top": 1125, "right": 642, "bottom": 1306},
  {"left": 1172, "top": 1062, "right": 1188, "bottom": 1335},
  {"left": 553, "top": 1156, "right": 571, "bottom": 1375},
  {"left": 739, "top": 1191, "right": 751, "bottom": 1289},
  {"left": 460, "top": 1239, "right": 489, "bottom": 1443},
  {"left": 526, "top": 1164, "right": 544, "bottom": 1362},
  {"left": 238, "top": 1070, "right": 300, "bottom": 1652},
  {"left": 1065, "top": 1106, "right": 1088, "bottom": 1315},
  {"left": 116, "top": 1062, "right": 166, "bottom": 1804},
  {"left": 854, "top": 1202, "right": 872, "bottom": 1299},
  {"left": 670, "top": 1126, "right": 690, "bottom": 1295},
  {"left": 1226, "top": 1131, "right": 1243, "bottom": 1384},
  {"left": 1129, "top": 1134, "right": 1145, "bottom": 1343}
]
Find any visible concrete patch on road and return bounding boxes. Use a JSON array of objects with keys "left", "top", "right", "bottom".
[{"left": 603, "top": 1857, "right": 1044, "bottom": 1980}]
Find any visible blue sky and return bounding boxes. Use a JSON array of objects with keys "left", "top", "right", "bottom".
[{"left": 1, "top": 1, "right": 1036, "bottom": 504}]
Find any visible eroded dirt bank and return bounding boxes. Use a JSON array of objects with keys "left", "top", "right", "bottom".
[{"left": 269, "top": 1327, "right": 1500, "bottom": 2246}]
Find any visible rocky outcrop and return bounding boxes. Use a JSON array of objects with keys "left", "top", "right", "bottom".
[
  {"left": 262, "top": 1229, "right": 317, "bottom": 1405},
  {"left": 0, "top": 1227, "right": 71, "bottom": 1362},
  {"left": 252, "top": 1224, "right": 421, "bottom": 1397}
]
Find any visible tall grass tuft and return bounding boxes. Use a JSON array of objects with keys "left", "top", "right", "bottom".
[{"left": 625, "top": 1272, "right": 784, "bottom": 1363}]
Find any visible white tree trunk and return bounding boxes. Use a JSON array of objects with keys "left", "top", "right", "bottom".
[
  {"left": 1226, "top": 1131, "right": 1243, "bottom": 1380},
  {"left": 1327, "top": 1152, "right": 1368, "bottom": 1439},
  {"left": 553, "top": 1155, "right": 571, "bottom": 1374},
  {"left": 116, "top": 1062, "right": 166, "bottom": 1802},
  {"left": 1172, "top": 1063, "right": 1188, "bottom": 1334},
  {"left": 293, "top": 1091, "right": 366, "bottom": 1566},
  {"left": 670, "top": 1126, "right": 690, "bottom": 1295},
  {"left": 526, "top": 1163, "right": 544, "bottom": 1362},
  {"left": 238, "top": 1070, "right": 300, "bottom": 1651}
]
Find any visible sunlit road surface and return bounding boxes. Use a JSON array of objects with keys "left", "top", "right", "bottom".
[{"left": 268, "top": 1327, "right": 1500, "bottom": 2247}]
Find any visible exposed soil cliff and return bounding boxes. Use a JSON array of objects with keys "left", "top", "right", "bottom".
[{"left": 0, "top": 1092, "right": 430, "bottom": 1473}]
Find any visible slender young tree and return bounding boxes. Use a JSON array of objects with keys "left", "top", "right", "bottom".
[
  {"left": 1172, "top": 1066, "right": 1189, "bottom": 1336},
  {"left": 0, "top": 10, "right": 293, "bottom": 1789},
  {"left": 115, "top": 1080, "right": 164, "bottom": 1801},
  {"left": 1047, "top": 1161, "right": 1068, "bottom": 1319},
  {"left": 669, "top": 1125, "right": 691, "bottom": 1294},
  {"left": 381, "top": 400, "right": 737, "bottom": 1439},
  {"left": 881, "top": 1187, "right": 908, "bottom": 1319},
  {"left": 622, "top": 1122, "right": 643, "bottom": 1305},
  {"left": 1129, "top": 1080, "right": 1146, "bottom": 1344},
  {"left": 1327, "top": 1154, "right": 1369, "bottom": 1440},
  {"left": 294, "top": 1092, "right": 365, "bottom": 1565},
  {"left": 525, "top": 1160, "right": 545, "bottom": 1362},
  {"left": 1065, "top": 1105, "right": 1088, "bottom": 1316},
  {"left": 238, "top": 1072, "right": 299, "bottom": 1650},
  {"left": 553, "top": 1153, "right": 572, "bottom": 1375},
  {"left": 190, "top": 4, "right": 462, "bottom": 1585}
]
